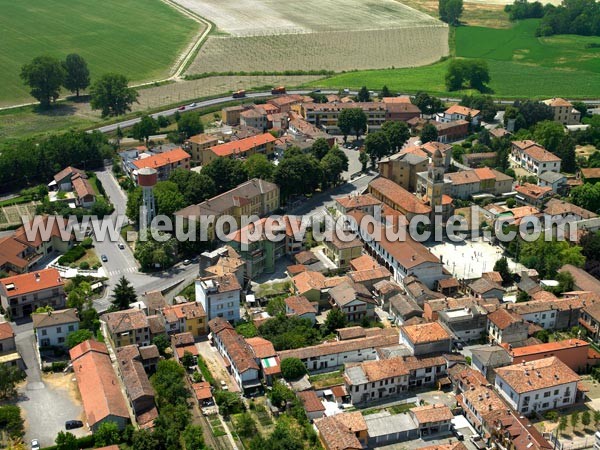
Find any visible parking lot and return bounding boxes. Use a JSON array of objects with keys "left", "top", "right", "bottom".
[{"left": 15, "top": 326, "right": 87, "bottom": 448}]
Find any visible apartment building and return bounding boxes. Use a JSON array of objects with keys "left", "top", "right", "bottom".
[
  {"left": 129, "top": 147, "right": 191, "bottom": 182},
  {"left": 301, "top": 102, "right": 387, "bottom": 133},
  {"left": 102, "top": 309, "right": 151, "bottom": 348},
  {"left": 494, "top": 357, "right": 580, "bottom": 414},
  {"left": 511, "top": 140, "right": 561, "bottom": 176},
  {"left": 438, "top": 304, "right": 489, "bottom": 343},
  {"left": 195, "top": 273, "right": 242, "bottom": 323},
  {"left": 0, "top": 269, "right": 65, "bottom": 319},
  {"left": 184, "top": 133, "right": 219, "bottom": 163},
  {"left": 344, "top": 357, "right": 410, "bottom": 404},
  {"left": 32, "top": 308, "right": 79, "bottom": 348},
  {"left": 368, "top": 177, "right": 431, "bottom": 221},
  {"left": 175, "top": 178, "right": 280, "bottom": 239},
  {"left": 323, "top": 232, "right": 363, "bottom": 269},
  {"left": 445, "top": 168, "right": 514, "bottom": 200},
  {"left": 378, "top": 152, "right": 428, "bottom": 192},
  {"left": 328, "top": 279, "right": 378, "bottom": 322},
  {"left": 198, "top": 133, "right": 276, "bottom": 166},
  {"left": 347, "top": 210, "right": 447, "bottom": 289}
]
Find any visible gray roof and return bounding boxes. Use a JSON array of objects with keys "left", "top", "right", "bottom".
[
  {"left": 175, "top": 178, "right": 278, "bottom": 218},
  {"left": 471, "top": 345, "right": 512, "bottom": 368},
  {"left": 538, "top": 171, "right": 565, "bottom": 183},
  {"left": 389, "top": 294, "right": 423, "bottom": 318},
  {"left": 365, "top": 411, "right": 417, "bottom": 437}
]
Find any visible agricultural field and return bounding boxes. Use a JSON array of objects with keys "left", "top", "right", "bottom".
[
  {"left": 178, "top": 0, "right": 449, "bottom": 74},
  {"left": 310, "top": 19, "right": 600, "bottom": 98},
  {"left": 188, "top": 27, "right": 449, "bottom": 73},
  {"left": 0, "top": 0, "right": 199, "bottom": 106}
]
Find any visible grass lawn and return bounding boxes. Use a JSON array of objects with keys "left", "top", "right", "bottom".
[
  {"left": 309, "top": 370, "right": 345, "bottom": 389},
  {"left": 0, "top": 0, "right": 199, "bottom": 106},
  {"left": 309, "top": 20, "right": 600, "bottom": 99}
]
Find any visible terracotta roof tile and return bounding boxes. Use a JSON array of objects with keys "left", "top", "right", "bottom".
[
  {"left": 496, "top": 357, "right": 579, "bottom": 393},
  {"left": 298, "top": 390, "right": 325, "bottom": 412},
  {"left": 209, "top": 133, "right": 276, "bottom": 157},
  {"left": 401, "top": 322, "right": 451, "bottom": 345},
  {"left": 412, "top": 404, "right": 453, "bottom": 424},
  {"left": 369, "top": 177, "right": 431, "bottom": 215},
  {"left": 32, "top": 308, "right": 79, "bottom": 328},
  {"left": 488, "top": 308, "right": 522, "bottom": 330},
  {"left": 0, "top": 268, "right": 63, "bottom": 296},
  {"left": 132, "top": 147, "right": 190, "bottom": 170},
  {"left": 284, "top": 295, "right": 316, "bottom": 317},
  {"left": 0, "top": 322, "right": 15, "bottom": 340}
]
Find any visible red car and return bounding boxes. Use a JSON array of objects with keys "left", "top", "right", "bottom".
[{"left": 177, "top": 105, "right": 185, "bottom": 110}]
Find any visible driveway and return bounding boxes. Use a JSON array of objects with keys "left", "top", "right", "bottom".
[
  {"left": 196, "top": 340, "right": 241, "bottom": 392},
  {"left": 15, "top": 325, "right": 87, "bottom": 448}
]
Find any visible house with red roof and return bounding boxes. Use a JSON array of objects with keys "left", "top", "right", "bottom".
[{"left": 0, "top": 268, "right": 65, "bottom": 319}]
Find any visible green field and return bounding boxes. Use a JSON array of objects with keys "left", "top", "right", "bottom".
[
  {"left": 311, "top": 20, "right": 600, "bottom": 98},
  {"left": 0, "top": 0, "right": 199, "bottom": 106}
]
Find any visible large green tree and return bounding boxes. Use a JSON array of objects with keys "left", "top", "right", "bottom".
[
  {"left": 324, "top": 307, "right": 348, "bottom": 333},
  {"left": 94, "top": 421, "right": 121, "bottom": 447},
  {"left": 338, "top": 108, "right": 368, "bottom": 141},
  {"left": 280, "top": 358, "right": 307, "bottom": 380},
  {"left": 177, "top": 112, "right": 204, "bottom": 139},
  {"left": 412, "top": 92, "right": 444, "bottom": 115},
  {"left": 169, "top": 169, "right": 217, "bottom": 205},
  {"left": 364, "top": 131, "right": 390, "bottom": 166},
  {"left": 55, "top": 431, "right": 78, "bottom": 450},
  {"left": 310, "top": 138, "right": 331, "bottom": 160},
  {"left": 202, "top": 157, "right": 248, "bottom": 194},
  {"left": 0, "top": 405, "right": 24, "bottom": 439},
  {"left": 62, "top": 53, "right": 90, "bottom": 97},
  {"left": 90, "top": 73, "right": 138, "bottom": 117},
  {"left": 519, "top": 239, "right": 585, "bottom": 278},
  {"left": 243, "top": 154, "right": 275, "bottom": 181},
  {"left": 357, "top": 86, "right": 370, "bottom": 102},
  {"left": 0, "top": 365, "right": 25, "bottom": 399},
  {"left": 274, "top": 153, "right": 322, "bottom": 199},
  {"left": 20, "top": 56, "right": 66, "bottom": 107},
  {"left": 111, "top": 276, "right": 137, "bottom": 310},
  {"left": 439, "top": 0, "right": 464, "bottom": 25},
  {"left": 65, "top": 329, "right": 93, "bottom": 349},
  {"left": 381, "top": 121, "right": 410, "bottom": 153},
  {"left": 132, "top": 115, "right": 159, "bottom": 148},
  {"left": 320, "top": 146, "right": 349, "bottom": 187},
  {"left": 420, "top": 123, "right": 439, "bottom": 144}
]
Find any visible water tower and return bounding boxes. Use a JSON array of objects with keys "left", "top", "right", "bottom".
[{"left": 137, "top": 167, "right": 157, "bottom": 228}]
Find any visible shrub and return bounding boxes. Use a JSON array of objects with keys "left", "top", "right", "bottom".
[
  {"left": 58, "top": 245, "right": 86, "bottom": 265},
  {"left": 79, "top": 261, "right": 90, "bottom": 270},
  {"left": 281, "top": 357, "right": 307, "bottom": 380},
  {"left": 81, "top": 237, "right": 93, "bottom": 248}
]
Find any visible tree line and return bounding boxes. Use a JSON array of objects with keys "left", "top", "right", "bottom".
[
  {"left": 21, "top": 54, "right": 138, "bottom": 116},
  {"left": 506, "top": 0, "right": 600, "bottom": 36}
]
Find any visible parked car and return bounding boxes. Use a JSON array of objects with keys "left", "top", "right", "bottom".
[
  {"left": 118, "top": 243, "right": 125, "bottom": 250},
  {"left": 183, "top": 259, "right": 191, "bottom": 265},
  {"left": 232, "top": 89, "right": 246, "bottom": 99},
  {"left": 453, "top": 428, "right": 464, "bottom": 441},
  {"left": 454, "top": 342, "right": 464, "bottom": 351},
  {"left": 65, "top": 420, "right": 84, "bottom": 430},
  {"left": 101, "top": 254, "right": 108, "bottom": 262},
  {"left": 188, "top": 102, "right": 197, "bottom": 107},
  {"left": 31, "top": 439, "right": 40, "bottom": 450}
]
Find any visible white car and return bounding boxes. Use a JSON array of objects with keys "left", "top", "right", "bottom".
[
  {"left": 31, "top": 439, "right": 40, "bottom": 450},
  {"left": 188, "top": 102, "right": 197, "bottom": 107}
]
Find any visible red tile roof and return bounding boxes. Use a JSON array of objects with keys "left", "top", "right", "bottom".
[
  {"left": 69, "top": 340, "right": 129, "bottom": 427},
  {"left": 445, "top": 104, "right": 481, "bottom": 117},
  {"left": 132, "top": 148, "right": 190, "bottom": 170},
  {"left": 298, "top": 390, "right": 326, "bottom": 413},
  {"left": 369, "top": 177, "right": 431, "bottom": 215},
  {"left": 0, "top": 322, "right": 15, "bottom": 341},
  {"left": 209, "top": 133, "right": 276, "bottom": 157},
  {"left": 0, "top": 268, "right": 63, "bottom": 296}
]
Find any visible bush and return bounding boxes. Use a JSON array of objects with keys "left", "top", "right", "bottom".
[
  {"left": 81, "top": 237, "right": 93, "bottom": 249},
  {"left": 79, "top": 261, "right": 90, "bottom": 270},
  {"left": 58, "top": 245, "right": 86, "bottom": 265},
  {"left": 197, "top": 355, "right": 216, "bottom": 387},
  {"left": 281, "top": 357, "right": 307, "bottom": 380},
  {"left": 544, "top": 410, "right": 559, "bottom": 422},
  {"left": 215, "top": 391, "right": 245, "bottom": 416}
]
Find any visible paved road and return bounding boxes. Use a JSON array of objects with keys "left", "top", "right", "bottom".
[
  {"left": 14, "top": 323, "right": 86, "bottom": 448},
  {"left": 92, "top": 166, "right": 200, "bottom": 311}
]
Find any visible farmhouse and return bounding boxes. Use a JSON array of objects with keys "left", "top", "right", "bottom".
[
  {"left": 49, "top": 167, "right": 96, "bottom": 208},
  {"left": 542, "top": 98, "right": 581, "bottom": 125}
]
